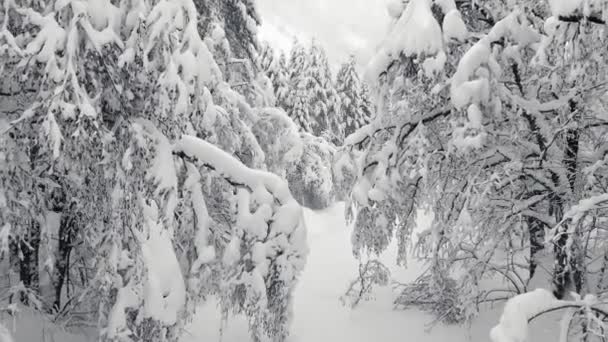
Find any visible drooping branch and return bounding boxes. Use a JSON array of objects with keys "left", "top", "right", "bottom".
[
  {"left": 528, "top": 303, "right": 608, "bottom": 323},
  {"left": 558, "top": 14, "right": 606, "bottom": 25},
  {"left": 173, "top": 135, "right": 295, "bottom": 205},
  {"left": 173, "top": 150, "right": 250, "bottom": 190}
]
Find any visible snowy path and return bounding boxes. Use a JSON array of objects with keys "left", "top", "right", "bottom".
[{"left": 289, "top": 203, "right": 468, "bottom": 342}]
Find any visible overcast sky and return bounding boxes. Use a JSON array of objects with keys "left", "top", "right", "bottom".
[{"left": 257, "top": 0, "right": 392, "bottom": 72}]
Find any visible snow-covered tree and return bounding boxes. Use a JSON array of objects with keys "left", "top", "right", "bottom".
[
  {"left": 0, "top": 1, "right": 307, "bottom": 342},
  {"left": 335, "top": 55, "right": 372, "bottom": 142},
  {"left": 193, "top": 0, "right": 260, "bottom": 62},
  {"left": 274, "top": 52, "right": 291, "bottom": 109},
  {"left": 359, "top": 82, "right": 374, "bottom": 129},
  {"left": 258, "top": 42, "right": 290, "bottom": 108},
  {"left": 347, "top": 0, "right": 608, "bottom": 334},
  {"left": 306, "top": 41, "right": 340, "bottom": 138},
  {"left": 289, "top": 82, "right": 313, "bottom": 133},
  {"left": 194, "top": 0, "right": 268, "bottom": 106},
  {"left": 282, "top": 41, "right": 314, "bottom": 132},
  {"left": 287, "top": 40, "right": 309, "bottom": 84}
]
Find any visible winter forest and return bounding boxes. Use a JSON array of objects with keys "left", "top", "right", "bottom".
[{"left": 0, "top": 0, "right": 607, "bottom": 341}]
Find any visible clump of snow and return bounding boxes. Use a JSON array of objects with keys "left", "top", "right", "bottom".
[
  {"left": 344, "top": 124, "right": 374, "bottom": 146},
  {"left": 451, "top": 127, "right": 487, "bottom": 151},
  {"left": 422, "top": 50, "right": 447, "bottom": 77},
  {"left": 543, "top": 16, "right": 559, "bottom": 36},
  {"left": 366, "top": 0, "right": 443, "bottom": 79},
  {"left": 0, "top": 323, "right": 13, "bottom": 342},
  {"left": 0, "top": 223, "right": 10, "bottom": 254},
  {"left": 450, "top": 38, "right": 491, "bottom": 109},
  {"left": 107, "top": 283, "right": 140, "bottom": 338},
  {"left": 443, "top": 9, "right": 468, "bottom": 41},
  {"left": 467, "top": 103, "right": 483, "bottom": 129},
  {"left": 548, "top": 0, "right": 583, "bottom": 16},
  {"left": 451, "top": 11, "right": 540, "bottom": 110},
  {"left": 387, "top": 0, "right": 442, "bottom": 57},
  {"left": 387, "top": 0, "right": 406, "bottom": 19},
  {"left": 490, "top": 289, "right": 560, "bottom": 342},
  {"left": 85, "top": 0, "right": 121, "bottom": 31},
  {"left": 42, "top": 111, "right": 62, "bottom": 159},
  {"left": 185, "top": 165, "right": 216, "bottom": 271},
  {"left": 23, "top": 9, "right": 67, "bottom": 63},
  {"left": 211, "top": 24, "right": 226, "bottom": 43},
  {"left": 434, "top": 0, "right": 456, "bottom": 11},
  {"left": 564, "top": 194, "right": 608, "bottom": 223},
  {"left": 141, "top": 206, "right": 186, "bottom": 325}
]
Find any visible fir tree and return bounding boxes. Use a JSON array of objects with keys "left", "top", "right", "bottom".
[
  {"left": 290, "top": 82, "right": 313, "bottom": 133},
  {"left": 274, "top": 52, "right": 291, "bottom": 109},
  {"left": 284, "top": 40, "right": 313, "bottom": 132},
  {"left": 336, "top": 55, "right": 370, "bottom": 140},
  {"left": 258, "top": 42, "right": 289, "bottom": 108},
  {"left": 306, "top": 41, "right": 340, "bottom": 138}
]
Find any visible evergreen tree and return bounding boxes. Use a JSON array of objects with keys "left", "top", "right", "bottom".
[
  {"left": 359, "top": 82, "right": 374, "bottom": 127},
  {"left": 284, "top": 40, "right": 313, "bottom": 132},
  {"left": 336, "top": 55, "right": 370, "bottom": 140},
  {"left": 194, "top": 0, "right": 263, "bottom": 104},
  {"left": 259, "top": 42, "right": 277, "bottom": 80},
  {"left": 274, "top": 52, "right": 291, "bottom": 109},
  {"left": 258, "top": 42, "right": 289, "bottom": 108},
  {"left": 306, "top": 41, "right": 340, "bottom": 137},
  {"left": 193, "top": 0, "right": 260, "bottom": 62},
  {"left": 287, "top": 40, "right": 309, "bottom": 82},
  {"left": 290, "top": 82, "right": 313, "bottom": 133}
]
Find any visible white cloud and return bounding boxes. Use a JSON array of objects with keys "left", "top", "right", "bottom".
[{"left": 257, "top": 0, "right": 391, "bottom": 72}]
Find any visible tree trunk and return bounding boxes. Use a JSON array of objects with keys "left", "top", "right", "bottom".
[
  {"left": 526, "top": 216, "right": 545, "bottom": 280},
  {"left": 52, "top": 213, "right": 77, "bottom": 312},
  {"left": 552, "top": 118, "right": 581, "bottom": 299},
  {"left": 19, "top": 219, "right": 40, "bottom": 304}
]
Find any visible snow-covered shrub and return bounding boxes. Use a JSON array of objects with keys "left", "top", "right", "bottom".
[
  {"left": 251, "top": 107, "right": 303, "bottom": 177},
  {"left": 287, "top": 133, "right": 335, "bottom": 210},
  {"left": 331, "top": 148, "right": 358, "bottom": 202},
  {"left": 394, "top": 273, "right": 468, "bottom": 325},
  {"left": 340, "top": 259, "right": 390, "bottom": 308}
]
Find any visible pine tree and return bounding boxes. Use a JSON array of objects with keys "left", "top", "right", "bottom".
[
  {"left": 287, "top": 40, "right": 309, "bottom": 83},
  {"left": 284, "top": 40, "right": 313, "bottom": 132},
  {"left": 336, "top": 55, "right": 370, "bottom": 140},
  {"left": 193, "top": 0, "right": 260, "bottom": 62},
  {"left": 306, "top": 41, "right": 339, "bottom": 137},
  {"left": 359, "top": 82, "right": 374, "bottom": 128},
  {"left": 194, "top": 0, "right": 265, "bottom": 104},
  {"left": 290, "top": 82, "right": 313, "bottom": 133},
  {"left": 258, "top": 42, "right": 290, "bottom": 108},
  {"left": 259, "top": 42, "right": 277, "bottom": 80},
  {"left": 274, "top": 52, "right": 291, "bottom": 109}
]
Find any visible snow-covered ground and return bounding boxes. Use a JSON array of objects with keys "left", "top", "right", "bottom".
[{"left": 3, "top": 203, "right": 561, "bottom": 342}]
